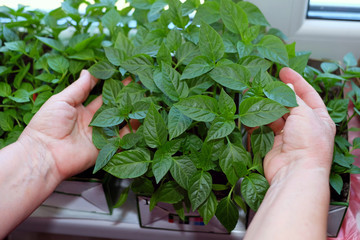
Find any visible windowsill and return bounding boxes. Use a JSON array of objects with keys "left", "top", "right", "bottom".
[{"left": 289, "top": 19, "right": 360, "bottom": 60}]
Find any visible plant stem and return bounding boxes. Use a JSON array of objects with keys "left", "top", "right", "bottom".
[
  {"left": 0, "top": 105, "right": 16, "bottom": 108},
  {"left": 340, "top": 111, "right": 357, "bottom": 133},
  {"left": 338, "top": 80, "right": 347, "bottom": 99},
  {"left": 227, "top": 184, "right": 236, "bottom": 200},
  {"left": 127, "top": 119, "right": 133, "bottom": 133}
]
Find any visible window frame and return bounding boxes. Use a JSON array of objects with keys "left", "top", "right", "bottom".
[{"left": 248, "top": 0, "right": 360, "bottom": 61}]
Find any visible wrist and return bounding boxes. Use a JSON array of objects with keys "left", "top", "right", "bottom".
[
  {"left": 17, "top": 129, "right": 62, "bottom": 187},
  {"left": 271, "top": 159, "right": 331, "bottom": 186}
]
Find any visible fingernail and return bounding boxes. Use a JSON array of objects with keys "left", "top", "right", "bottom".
[{"left": 80, "top": 69, "right": 86, "bottom": 77}]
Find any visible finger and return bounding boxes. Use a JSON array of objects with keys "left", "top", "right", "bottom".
[
  {"left": 122, "top": 76, "right": 133, "bottom": 86},
  {"left": 130, "top": 119, "right": 141, "bottom": 131},
  {"left": 119, "top": 126, "right": 131, "bottom": 138},
  {"left": 279, "top": 67, "right": 326, "bottom": 110},
  {"left": 86, "top": 95, "right": 103, "bottom": 115},
  {"left": 267, "top": 117, "right": 285, "bottom": 135},
  {"left": 55, "top": 70, "right": 99, "bottom": 106}
]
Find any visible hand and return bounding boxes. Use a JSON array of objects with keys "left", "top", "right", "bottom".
[
  {"left": 19, "top": 70, "right": 102, "bottom": 181},
  {"left": 264, "top": 67, "right": 336, "bottom": 184}
]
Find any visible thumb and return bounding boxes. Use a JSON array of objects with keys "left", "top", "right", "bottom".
[{"left": 55, "top": 70, "right": 98, "bottom": 106}]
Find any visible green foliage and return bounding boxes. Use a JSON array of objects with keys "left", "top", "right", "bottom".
[{"left": 2, "top": 0, "right": 356, "bottom": 233}]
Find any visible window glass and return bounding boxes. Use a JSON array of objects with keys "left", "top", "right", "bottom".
[{"left": 308, "top": 0, "right": 360, "bottom": 21}]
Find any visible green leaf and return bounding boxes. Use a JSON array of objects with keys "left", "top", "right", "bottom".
[
  {"left": 102, "top": 79, "right": 123, "bottom": 105},
  {"left": 251, "top": 126, "right": 274, "bottom": 158},
  {"left": 188, "top": 171, "right": 212, "bottom": 210},
  {"left": 0, "top": 112, "right": 14, "bottom": 131},
  {"left": 239, "top": 97, "right": 289, "bottom": 127},
  {"left": 257, "top": 35, "right": 289, "bottom": 66},
  {"left": 68, "top": 49, "right": 95, "bottom": 61},
  {"left": 131, "top": 177, "right": 154, "bottom": 195},
  {"left": 237, "top": 41, "right": 254, "bottom": 59},
  {"left": 170, "top": 156, "right": 197, "bottom": 190},
  {"left": 150, "top": 181, "right": 184, "bottom": 210},
  {"left": 175, "top": 42, "right": 200, "bottom": 66},
  {"left": 36, "top": 36, "right": 65, "bottom": 52},
  {"left": 181, "top": 0, "right": 200, "bottom": 16},
  {"left": 198, "top": 192, "right": 218, "bottom": 225},
  {"left": 193, "top": 1, "right": 220, "bottom": 25},
  {"left": 5, "top": 41, "right": 26, "bottom": 53},
  {"left": 239, "top": 56, "right": 272, "bottom": 77},
  {"left": 152, "top": 152, "right": 173, "bottom": 184},
  {"left": 120, "top": 54, "right": 153, "bottom": 75},
  {"left": 220, "top": 0, "right": 248, "bottom": 36},
  {"left": 215, "top": 197, "right": 239, "bottom": 232},
  {"left": 104, "top": 149, "right": 151, "bottom": 178},
  {"left": 157, "top": 43, "right": 172, "bottom": 65},
  {"left": 120, "top": 133, "right": 142, "bottom": 149},
  {"left": 130, "top": 0, "right": 153, "bottom": 9},
  {"left": 35, "top": 73, "right": 55, "bottom": 83},
  {"left": 92, "top": 127, "right": 108, "bottom": 149},
  {"left": 200, "top": 139, "right": 225, "bottom": 167},
  {"left": 198, "top": 22, "right": 225, "bottom": 62},
  {"left": 154, "top": 62, "right": 189, "bottom": 101},
  {"left": 237, "top": 1, "right": 270, "bottom": 26},
  {"left": 206, "top": 117, "right": 235, "bottom": 141},
  {"left": 219, "top": 89, "right": 236, "bottom": 116},
  {"left": 328, "top": 99, "right": 349, "bottom": 123},
  {"left": 242, "top": 25, "right": 261, "bottom": 44},
  {"left": 166, "top": 29, "right": 182, "bottom": 52},
  {"left": 139, "top": 69, "right": 160, "bottom": 92},
  {"left": 188, "top": 75, "right": 215, "bottom": 95},
  {"left": 104, "top": 47, "right": 126, "bottom": 66},
  {"left": 114, "top": 186, "right": 130, "bottom": 208},
  {"left": 181, "top": 134, "right": 203, "bottom": 152},
  {"left": 8, "top": 89, "right": 30, "bottom": 103},
  {"left": 88, "top": 61, "right": 116, "bottom": 79},
  {"left": 241, "top": 173, "right": 269, "bottom": 211},
  {"left": 93, "top": 142, "right": 119, "bottom": 173},
  {"left": 48, "top": 55, "right": 69, "bottom": 74},
  {"left": 69, "top": 60, "right": 86, "bottom": 75},
  {"left": 181, "top": 56, "right": 215, "bottom": 80},
  {"left": 316, "top": 73, "right": 344, "bottom": 82},
  {"left": 90, "top": 108, "right": 124, "bottom": 127},
  {"left": 168, "top": 0, "right": 189, "bottom": 28},
  {"left": 321, "top": 62, "right": 338, "bottom": 73},
  {"left": 143, "top": 104, "right": 168, "bottom": 148},
  {"left": 289, "top": 52, "right": 311, "bottom": 74},
  {"left": 14, "top": 63, "right": 30, "bottom": 89},
  {"left": 0, "top": 82, "right": 11, "bottom": 97},
  {"left": 128, "top": 101, "right": 153, "bottom": 119},
  {"left": 3, "top": 26, "right": 19, "bottom": 42},
  {"left": 0, "top": 66, "right": 9, "bottom": 76},
  {"left": 148, "top": 0, "right": 167, "bottom": 22},
  {"left": 174, "top": 95, "right": 218, "bottom": 122},
  {"left": 209, "top": 63, "right": 250, "bottom": 91},
  {"left": 101, "top": 8, "right": 121, "bottom": 31},
  {"left": 352, "top": 137, "right": 360, "bottom": 149},
  {"left": 68, "top": 34, "right": 97, "bottom": 52},
  {"left": 114, "top": 32, "right": 134, "bottom": 57},
  {"left": 333, "top": 151, "right": 353, "bottom": 168},
  {"left": 344, "top": 52, "right": 357, "bottom": 68},
  {"left": 168, "top": 106, "right": 192, "bottom": 140},
  {"left": 233, "top": 194, "right": 247, "bottom": 213},
  {"left": 335, "top": 136, "right": 351, "bottom": 153},
  {"left": 263, "top": 81, "right": 298, "bottom": 107},
  {"left": 330, "top": 173, "right": 343, "bottom": 195},
  {"left": 219, "top": 142, "right": 249, "bottom": 185}
]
